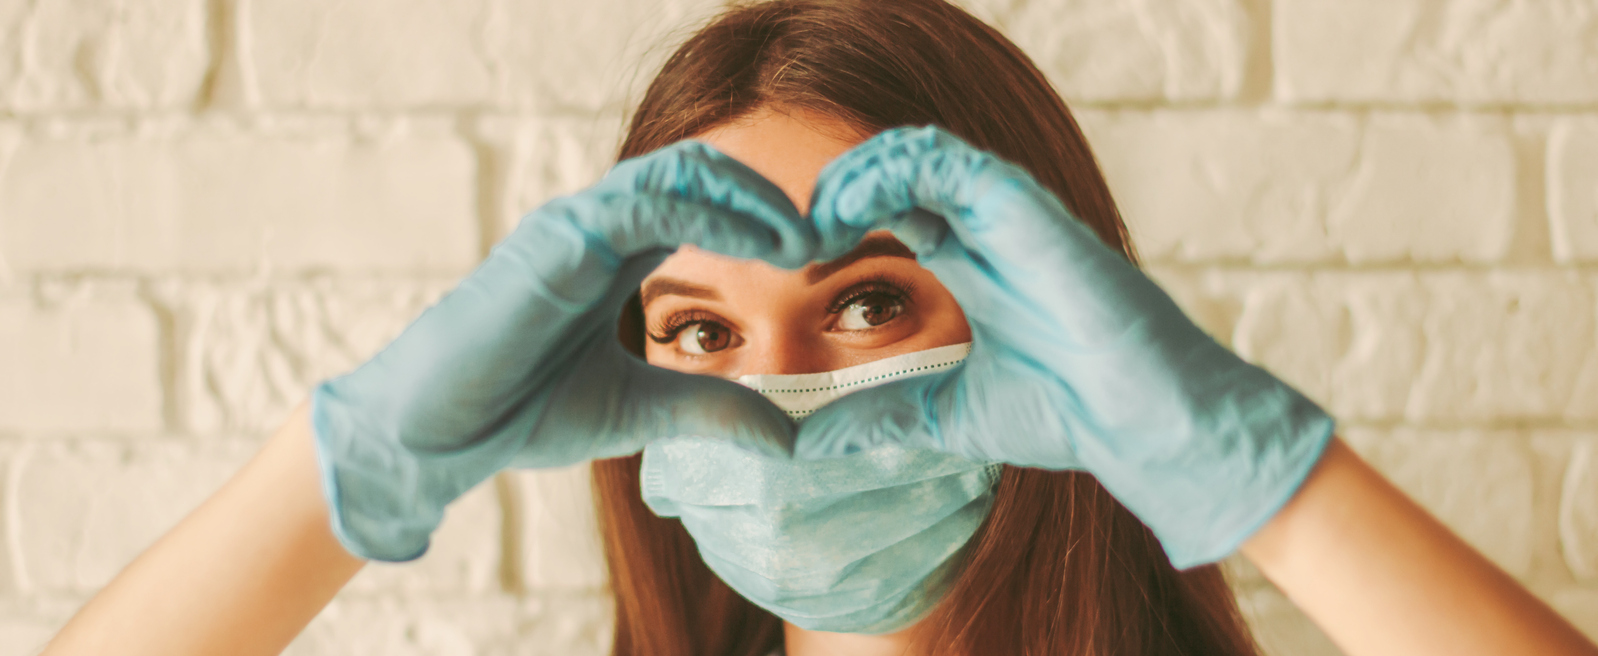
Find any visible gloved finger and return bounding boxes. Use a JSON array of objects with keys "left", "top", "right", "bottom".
[
  {"left": 595, "top": 139, "right": 817, "bottom": 270},
  {"left": 615, "top": 351, "right": 799, "bottom": 459},
  {"left": 810, "top": 125, "right": 1130, "bottom": 287},
  {"left": 793, "top": 357, "right": 1086, "bottom": 469},
  {"left": 497, "top": 192, "right": 812, "bottom": 318},
  {"left": 527, "top": 341, "right": 798, "bottom": 463},
  {"left": 790, "top": 374, "right": 944, "bottom": 459},
  {"left": 809, "top": 125, "right": 1061, "bottom": 246}
]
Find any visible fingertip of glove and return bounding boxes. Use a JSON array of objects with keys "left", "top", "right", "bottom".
[
  {"left": 855, "top": 125, "right": 969, "bottom": 161},
  {"left": 751, "top": 434, "right": 798, "bottom": 460},
  {"left": 811, "top": 124, "right": 979, "bottom": 239},
  {"left": 792, "top": 423, "right": 876, "bottom": 460},
  {"left": 703, "top": 418, "right": 796, "bottom": 460},
  {"left": 790, "top": 437, "right": 850, "bottom": 460}
]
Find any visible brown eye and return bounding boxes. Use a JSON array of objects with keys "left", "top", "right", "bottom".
[
  {"left": 838, "top": 293, "right": 904, "bottom": 330},
  {"left": 675, "top": 321, "right": 732, "bottom": 354}
]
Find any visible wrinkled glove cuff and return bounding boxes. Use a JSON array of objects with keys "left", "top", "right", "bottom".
[
  {"left": 310, "top": 382, "right": 436, "bottom": 563},
  {"left": 1162, "top": 396, "right": 1337, "bottom": 570}
]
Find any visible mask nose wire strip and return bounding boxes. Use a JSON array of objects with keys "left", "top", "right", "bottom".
[{"left": 736, "top": 342, "right": 972, "bottom": 420}]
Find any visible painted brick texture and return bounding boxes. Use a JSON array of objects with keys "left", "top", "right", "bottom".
[
  {"left": 0, "top": 0, "right": 209, "bottom": 111},
  {"left": 0, "top": 119, "right": 479, "bottom": 274},
  {"left": 1275, "top": 0, "right": 1598, "bottom": 106},
  {"left": 4, "top": 1, "right": 1597, "bottom": 655}
]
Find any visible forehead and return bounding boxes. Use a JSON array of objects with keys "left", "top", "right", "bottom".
[{"left": 693, "top": 106, "right": 867, "bottom": 215}]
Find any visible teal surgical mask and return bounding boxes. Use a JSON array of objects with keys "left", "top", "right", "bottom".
[{"left": 641, "top": 344, "right": 999, "bottom": 633}]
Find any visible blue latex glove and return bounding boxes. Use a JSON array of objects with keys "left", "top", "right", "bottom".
[
  {"left": 798, "top": 126, "right": 1336, "bottom": 568},
  {"left": 312, "top": 141, "right": 814, "bottom": 562}
]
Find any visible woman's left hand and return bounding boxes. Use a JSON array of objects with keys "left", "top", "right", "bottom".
[{"left": 797, "top": 126, "right": 1336, "bottom": 567}]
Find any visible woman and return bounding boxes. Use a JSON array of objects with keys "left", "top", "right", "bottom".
[
  {"left": 596, "top": 2, "right": 1262, "bottom": 654},
  {"left": 40, "top": 1, "right": 1598, "bottom": 655}
]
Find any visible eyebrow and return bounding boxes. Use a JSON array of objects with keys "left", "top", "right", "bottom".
[
  {"left": 803, "top": 234, "right": 916, "bottom": 284},
  {"left": 638, "top": 234, "right": 916, "bottom": 309},
  {"left": 639, "top": 277, "right": 721, "bottom": 309}
]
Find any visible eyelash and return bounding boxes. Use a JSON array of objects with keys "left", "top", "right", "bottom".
[
  {"left": 825, "top": 275, "right": 918, "bottom": 316},
  {"left": 645, "top": 275, "right": 919, "bottom": 345},
  {"left": 647, "top": 309, "right": 722, "bottom": 345}
]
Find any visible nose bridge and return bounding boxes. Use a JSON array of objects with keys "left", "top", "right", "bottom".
[{"left": 739, "top": 320, "right": 831, "bottom": 377}]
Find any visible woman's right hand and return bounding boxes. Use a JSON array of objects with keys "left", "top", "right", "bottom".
[{"left": 314, "top": 140, "right": 817, "bottom": 562}]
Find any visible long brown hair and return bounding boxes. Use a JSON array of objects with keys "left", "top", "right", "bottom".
[{"left": 591, "top": 1, "right": 1260, "bottom": 654}]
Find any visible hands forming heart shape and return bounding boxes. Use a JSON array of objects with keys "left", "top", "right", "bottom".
[{"left": 312, "top": 126, "right": 1334, "bottom": 568}]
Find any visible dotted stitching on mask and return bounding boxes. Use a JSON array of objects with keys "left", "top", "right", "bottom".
[{"left": 747, "top": 359, "right": 963, "bottom": 395}]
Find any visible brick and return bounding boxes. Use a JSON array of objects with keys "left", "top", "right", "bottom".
[
  {"left": 947, "top": 0, "right": 1009, "bottom": 27},
  {"left": 479, "top": 116, "right": 623, "bottom": 242},
  {"left": 0, "top": 0, "right": 208, "bottom": 111},
  {"left": 1549, "top": 588, "right": 1598, "bottom": 644},
  {"left": 1275, "top": 0, "right": 1598, "bottom": 105},
  {"left": 1083, "top": 110, "right": 1354, "bottom": 263},
  {"left": 1569, "top": 305, "right": 1598, "bottom": 420},
  {"left": 239, "top": 0, "right": 495, "bottom": 109},
  {"left": 288, "top": 597, "right": 517, "bottom": 656},
  {"left": 0, "top": 284, "right": 162, "bottom": 434},
  {"left": 1408, "top": 273, "right": 1593, "bottom": 422},
  {"left": 154, "top": 278, "right": 451, "bottom": 434},
  {"left": 1561, "top": 439, "right": 1598, "bottom": 581},
  {"left": 1346, "top": 429, "right": 1538, "bottom": 577},
  {"left": 997, "top": 0, "right": 1249, "bottom": 103},
  {"left": 1226, "top": 272, "right": 1426, "bottom": 421},
  {"left": 494, "top": 0, "right": 727, "bottom": 113},
  {"left": 344, "top": 480, "right": 502, "bottom": 596},
  {"left": 0, "top": 443, "right": 17, "bottom": 595},
  {"left": 1230, "top": 274, "right": 1358, "bottom": 409},
  {"left": 0, "top": 599, "right": 75, "bottom": 656},
  {"left": 509, "top": 464, "right": 607, "bottom": 591},
  {"left": 1082, "top": 111, "right": 1516, "bottom": 264},
  {"left": 1330, "top": 115, "right": 1517, "bottom": 263},
  {"left": 1550, "top": 119, "right": 1598, "bottom": 263},
  {"left": 286, "top": 592, "right": 610, "bottom": 656},
  {"left": 13, "top": 439, "right": 254, "bottom": 592},
  {"left": 503, "top": 591, "right": 612, "bottom": 655},
  {"left": 1216, "top": 271, "right": 1593, "bottom": 423},
  {"left": 0, "top": 617, "right": 56, "bottom": 656},
  {"left": 240, "top": 0, "right": 723, "bottom": 112},
  {"left": 1236, "top": 588, "right": 1343, "bottom": 656},
  {"left": 0, "top": 118, "right": 479, "bottom": 274}
]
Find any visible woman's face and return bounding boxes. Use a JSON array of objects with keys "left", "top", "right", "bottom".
[{"left": 642, "top": 107, "right": 973, "bottom": 376}]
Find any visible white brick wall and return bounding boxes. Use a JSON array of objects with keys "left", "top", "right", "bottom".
[
  {"left": 2, "top": 1, "right": 1596, "bottom": 654},
  {"left": 1275, "top": 0, "right": 1598, "bottom": 105},
  {"left": 1082, "top": 111, "right": 1519, "bottom": 263},
  {"left": 1001, "top": 0, "right": 1251, "bottom": 102},
  {"left": 12, "top": 440, "right": 255, "bottom": 593},
  {"left": 1551, "top": 119, "right": 1598, "bottom": 262},
  {"left": 0, "top": 283, "right": 163, "bottom": 434},
  {"left": 0, "top": 0, "right": 210, "bottom": 111},
  {"left": 0, "top": 118, "right": 480, "bottom": 274}
]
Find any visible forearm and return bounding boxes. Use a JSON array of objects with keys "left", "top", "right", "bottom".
[
  {"left": 43, "top": 401, "right": 366, "bottom": 656},
  {"left": 1241, "top": 437, "right": 1596, "bottom": 656}
]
